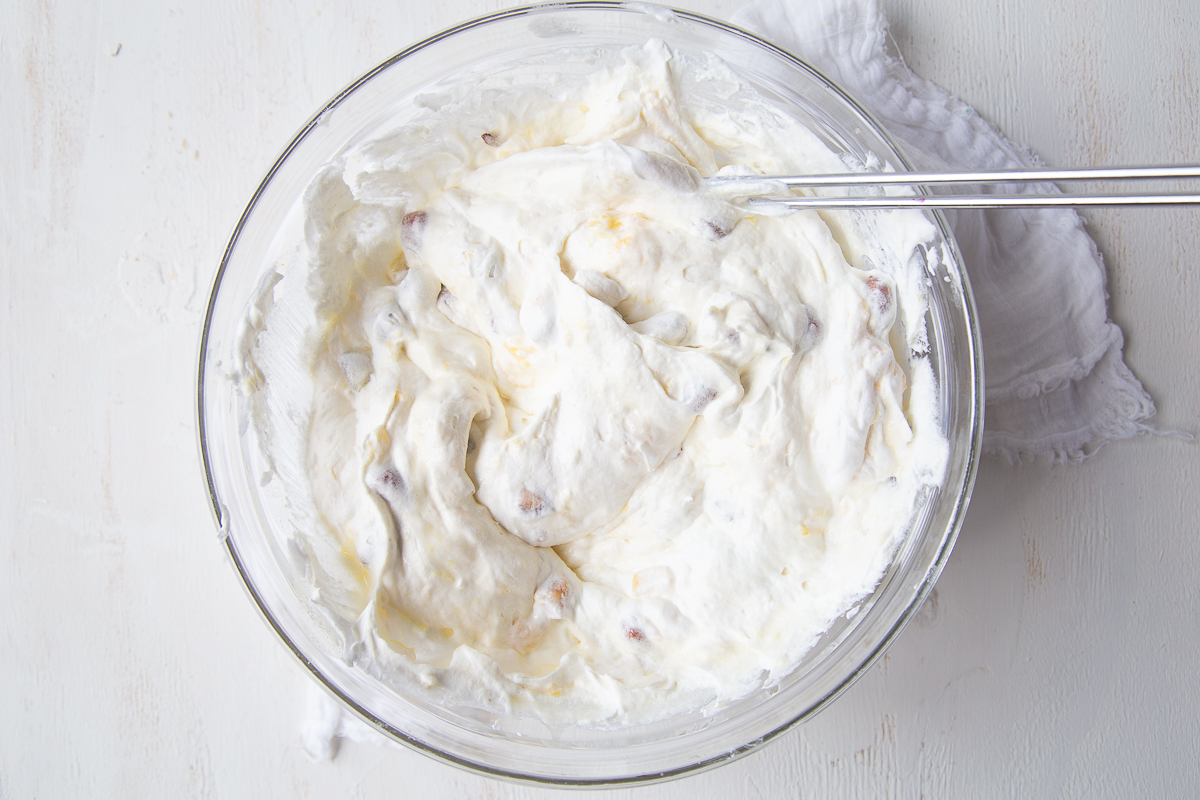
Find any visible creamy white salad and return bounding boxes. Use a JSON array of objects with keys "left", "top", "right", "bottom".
[{"left": 245, "top": 39, "right": 948, "bottom": 727}]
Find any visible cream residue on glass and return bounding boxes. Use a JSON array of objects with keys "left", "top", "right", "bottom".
[{"left": 264, "top": 39, "right": 948, "bottom": 727}]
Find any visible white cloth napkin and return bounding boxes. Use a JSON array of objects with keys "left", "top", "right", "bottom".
[
  {"left": 302, "top": 683, "right": 396, "bottom": 760},
  {"left": 733, "top": 0, "right": 1159, "bottom": 462}
]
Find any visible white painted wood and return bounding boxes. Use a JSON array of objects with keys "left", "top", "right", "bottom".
[{"left": 2, "top": 0, "right": 1196, "bottom": 796}]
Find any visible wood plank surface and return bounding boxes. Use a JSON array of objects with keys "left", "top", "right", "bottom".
[{"left": 2, "top": 0, "right": 1197, "bottom": 796}]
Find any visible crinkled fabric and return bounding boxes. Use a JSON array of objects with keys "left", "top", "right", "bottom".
[
  {"left": 302, "top": 682, "right": 398, "bottom": 761},
  {"left": 733, "top": 0, "right": 1159, "bottom": 462}
]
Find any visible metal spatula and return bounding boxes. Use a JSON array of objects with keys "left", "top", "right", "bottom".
[{"left": 707, "top": 165, "right": 1200, "bottom": 210}]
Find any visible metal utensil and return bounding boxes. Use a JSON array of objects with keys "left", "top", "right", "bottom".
[{"left": 706, "top": 165, "right": 1200, "bottom": 210}]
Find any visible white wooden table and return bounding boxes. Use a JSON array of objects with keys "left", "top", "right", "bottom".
[{"left": 3, "top": 0, "right": 1197, "bottom": 796}]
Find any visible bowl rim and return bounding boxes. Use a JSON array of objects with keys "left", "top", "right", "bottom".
[{"left": 196, "top": 0, "right": 985, "bottom": 787}]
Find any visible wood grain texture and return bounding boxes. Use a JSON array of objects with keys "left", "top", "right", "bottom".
[{"left": 2, "top": 0, "right": 1197, "bottom": 797}]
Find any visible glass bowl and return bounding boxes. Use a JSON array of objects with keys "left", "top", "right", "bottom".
[{"left": 197, "top": 1, "right": 983, "bottom": 787}]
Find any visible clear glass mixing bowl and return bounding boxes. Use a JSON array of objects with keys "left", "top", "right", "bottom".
[{"left": 197, "top": 1, "right": 983, "bottom": 786}]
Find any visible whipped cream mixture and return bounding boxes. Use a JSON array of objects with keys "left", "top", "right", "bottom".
[{"left": 276, "top": 40, "right": 948, "bottom": 726}]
